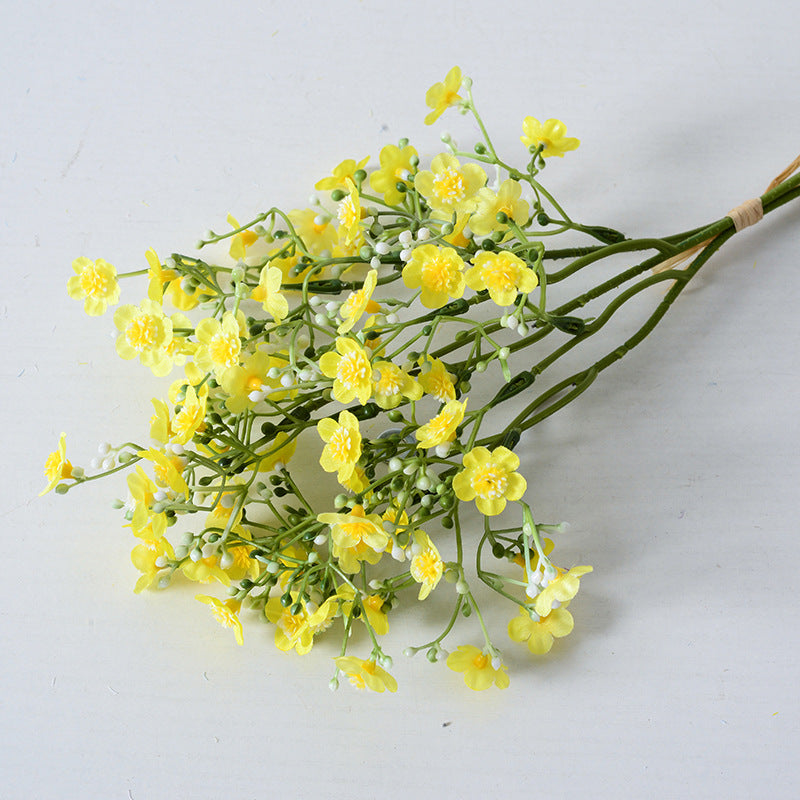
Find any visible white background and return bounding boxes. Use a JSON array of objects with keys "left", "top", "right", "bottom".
[{"left": 2, "top": 1, "right": 799, "bottom": 797}]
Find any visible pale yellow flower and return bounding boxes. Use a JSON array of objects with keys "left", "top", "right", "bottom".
[
  {"left": 534, "top": 565, "right": 593, "bottom": 617},
  {"left": 171, "top": 383, "right": 209, "bottom": 445},
  {"left": 508, "top": 606, "right": 574, "bottom": 654},
  {"left": 318, "top": 337, "right": 373, "bottom": 405},
  {"left": 194, "top": 310, "right": 244, "bottom": 378},
  {"left": 424, "top": 66, "right": 463, "bottom": 125},
  {"left": 466, "top": 250, "right": 538, "bottom": 307},
  {"left": 338, "top": 269, "right": 379, "bottom": 334},
  {"left": 131, "top": 532, "right": 175, "bottom": 593},
  {"left": 446, "top": 645, "right": 510, "bottom": 690},
  {"left": 67, "top": 257, "right": 120, "bottom": 316},
  {"left": 252, "top": 265, "right": 289, "bottom": 322},
  {"left": 114, "top": 298, "right": 174, "bottom": 376},
  {"left": 372, "top": 360, "right": 423, "bottom": 409},
  {"left": 414, "top": 154, "right": 486, "bottom": 217},
  {"left": 219, "top": 350, "right": 288, "bottom": 413},
  {"left": 137, "top": 447, "right": 189, "bottom": 496},
  {"left": 409, "top": 530, "right": 443, "bottom": 600},
  {"left": 336, "top": 584, "right": 389, "bottom": 636},
  {"left": 415, "top": 398, "right": 467, "bottom": 450},
  {"left": 334, "top": 656, "right": 397, "bottom": 693},
  {"left": 315, "top": 156, "right": 369, "bottom": 192},
  {"left": 468, "top": 179, "right": 530, "bottom": 237},
  {"left": 402, "top": 243, "right": 466, "bottom": 309},
  {"left": 520, "top": 117, "right": 580, "bottom": 158},
  {"left": 317, "top": 409, "right": 362, "bottom": 484},
  {"left": 40, "top": 432, "right": 73, "bottom": 496},
  {"left": 196, "top": 594, "right": 244, "bottom": 645},
  {"left": 337, "top": 178, "right": 363, "bottom": 246},
  {"left": 369, "top": 144, "right": 418, "bottom": 205},
  {"left": 452, "top": 446, "right": 526, "bottom": 516},
  {"left": 287, "top": 208, "right": 338, "bottom": 256},
  {"left": 317, "top": 505, "right": 389, "bottom": 573},
  {"left": 127, "top": 466, "right": 167, "bottom": 538},
  {"left": 417, "top": 356, "right": 456, "bottom": 403},
  {"left": 227, "top": 214, "right": 259, "bottom": 261}
]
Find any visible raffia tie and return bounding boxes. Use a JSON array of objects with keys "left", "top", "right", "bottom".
[{"left": 653, "top": 153, "right": 800, "bottom": 273}]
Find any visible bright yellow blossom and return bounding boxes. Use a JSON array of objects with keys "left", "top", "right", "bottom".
[
  {"left": 220, "top": 350, "right": 289, "bottom": 413},
  {"left": 414, "top": 154, "right": 486, "bottom": 217},
  {"left": 114, "top": 298, "right": 174, "bottom": 376},
  {"left": 521, "top": 117, "right": 580, "bottom": 158},
  {"left": 534, "top": 565, "right": 593, "bottom": 617},
  {"left": 194, "top": 310, "right": 244, "bottom": 378},
  {"left": 402, "top": 243, "right": 466, "bottom": 309},
  {"left": 131, "top": 532, "right": 174, "bottom": 593},
  {"left": 452, "top": 446, "right": 526, "bottom": 516},
  {"left": 251, "top": 265, "right": 289, "bottom": 323},
  {"left": 424, "top": 66, "right": 463, "bottom": 125},
  {"left": 67, "top": 257, "right": 119, "bottom": 316},
  {"left": 409, "top": 530, "right": 444, "bottom": 600},
  {"left": 338, "top": 269, "right": 380, "bottom": 334},
  {"left": 40, "top": 432, "right": 73, "bottom": 496},
  {"left": 315, "top": 155, "right": 369, "bottom": 192},
  {"left": 369, "top": 144, "right": 418, "bottom": 205},
  {"left": 288, "top": 208, "right": 338, "bottom": 256},
  {"left": 146, "top": 249, "right": 200, "bottom": 310},
  {"left": 127, "top": 466, "right": 167, "bottom": 538},
  {"left": 337, "top": 584, "right": 389, "bottom": 635},
  {"left": 317, "top": 505, "right": 389, "bottom": 573},
  {"left": 180, "top": 556, "right": 231, "bottom": 586},
  {"left": 171, "top": 383, "right": 209, "bottom": 445},
  {"left": 446, "top": 645, "right": 510, "bottom": 690},
  {"left": 317, "top": 409, "right": 362, "bottom": 484},
  {"left": 137, "top": 447, "right": 189, "bottom": 496},
  {"left": 227, "top": 214, "right": 259, "bottom": 261},
  {"left": 266, "top": 246, "right": 316, "bottom": 288},
  {"left": 415, "top": 398, "right": 467, "bottom": 450},
  {"left": 508, "top": 605, "right": 574, "bottom": 654},
  {"left": 150, "top": 398, "right": 171, "bottom": 444},
  {"left": 318, "top": 337, "right": 373, "bottom": 405},
  {"left": 265, "top": 594, "right": 335, "bottom": 655},
  {"left": 418, "top": 356, "right": 456, "bottom": 403},
  {"left": 468, "top": 179, "right": 530, "bottom": 237},
  {"left": 196, "top": 594, "right": 244, "bottom": 645},
  {"left": 466, "top": 250, "right": 538, "bottom": 307},
  {"left": 372, "top": 360, "right": 423, "bottom": 409},
  {"left": 334, "top": 656, "right": 397, "bottom": 693},
  {"left": 337, "top": 178, "right": 363, "bottom": 246}
]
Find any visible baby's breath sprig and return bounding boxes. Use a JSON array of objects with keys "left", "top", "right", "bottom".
[{"left": 45, "top": 67, "right": 800, "bottom": 692}]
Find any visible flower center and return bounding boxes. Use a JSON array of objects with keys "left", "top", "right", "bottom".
[
  {"left": 338, "top": 197, "right": 359, "bottom": 228},
  {"left": 376, "top": 368, "right": 401, "bottom": 396},
  {"left": 471, "top": 464, "right": 508, "bottom": 499},
  {"left": 338, "top": 351, "right": 369, "bottom": 388},
  {"left": 329, "top": 427, "right": 355, "bottom": 462},
  {"left": 421, "top": 256, "right": 454, "bottom": 292},
  {"left": 209, "top": 331, "right": 240, "bottom": 368},
  {"left": 432, "top": 167, "right": 466, "bottom": 203},
  {"left": 246, "top": 375, "right": 264, "bottom": 392},
  {"left": 126, "top": 314, "right": 159, "bottom": 351},
  {"left": 80, "top": 265, "right": 108, "bottom": 297},
  {"left": 212, "top": 606, "right": 236, "bottom": 630},
  {"left": 342, "top": 521, "right": 372, "bottom": 545},
  {"left": 484, "top": 258, "right": 517, "bottom": 291},
  {"left": 472, "top": 652, "right": 489, "bottom": 669},
  {"left": 412, "top": 550, "right": 440, "bottom": 583}
]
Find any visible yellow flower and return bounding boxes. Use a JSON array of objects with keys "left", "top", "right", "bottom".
[
  {"left": 520, "top": 117, "right": 580, "bottom": 158},
  {"left": 171, "top": 383, "right": 208, "bottom": 445},
  {"left": 180, "top": 556, "right": 230, "bottom": 586},
  {"left": 334, "top": 656, "right": 397, "bottom": 693},
  {"left": 40, "top": 432, "right": 73, "bottom": 495},
  {"left": 534, "top": 565, "right": 593, "bottom": 617},
  {"left": 114, "top": 298, "right": 174, "bottom": 376},
  {"left": 194, "top": 310, "right": 244, "bottom": 378},
  {"left": 67, "top": 257, "right": 120, "bottom": 316},
  {"left": 318, "top": 337, "right": 373, "bottom": 405},
  {"left": 337, "top": 178, "right": 363, "bottom": 246},
  {"left": 402, "top": 243, "right": 466, "bottom": 309},
  {"left": 446, "top": 645, "right": 510, "bottom": 690},
  {"left": 127, "top": 466, "right": 167, "bottom": 538},
  {"left": 227, "top": 214, "right": 259, "bottom": 261},
  {"left": 369, "top": 144, "right": 418, "bottom": 205},
  {"left": 337, "top": 584, "right": 389, "bottom": 635},
  {"left": 150, "top": 398, "right": 171, "bottom": 444},
  {"left": 266, "top": 246, "right": 315, "bottom": 288},
  {"left": 254, "top": 432, "right": 297, "bottom": 473},
  {"left": 409, "top": 531, "right": 443, "bottom": 600},
  {"left": 315, "top": 155, "right": 369, "bottom": 192},
  {"left": 317, "top": 409, "right": 362, "bottom": 484},
  {"left": 417, "top": 356, "right": 456, "bottom": 403},
  {"left": 468, "top": 179, "right": 530, "bottom": 237},
  {"left": 196, "top": 595, "right": 244, "bottom": 645},
  {"left": 414, "top": 154, "right": 486, "bottom": 217},
  {"left": 372, "top": 360, "right": 423, "bottom": 409},
  {"left": 338, "top": 269, "right": 379, "bottom": 334},
  {"left": 137, "top": 447, "right": 189, "bottom": 496},
  {"left": 131, "top": 532, "right": 175, "bottom": 593},
  {"left": 508, "top": 606, "right": 574, "bottom": 654},
  {"left": 415, "top": 398, "right": 467, "bottom": 450},
  {"left": 424, "top": 66, "right": 463, "bottom": 125},
  {"left": 466, "top": 250, "right": 538, "bottom": 307},
  {"left": 265, "top": 594, "right": 334, "bottom": 655},
  {"left": 252, "top": 265, "right": 289, "bottom": 322},
  {"left": 452, "top": 446, "right": 527, "bottom": 516},
  {"left": 220, "top": 350, "right": 288, "bottom": 413},
  {"left": 288, "top": 208, "right": 338, "bottom": 256},
  {"left": 317, "top": 505, "right": 389, "bottom": 573}
]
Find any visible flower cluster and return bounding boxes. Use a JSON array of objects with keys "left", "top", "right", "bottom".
[{"left": 45, "top": 67, "right": 794, "bottom": 693}]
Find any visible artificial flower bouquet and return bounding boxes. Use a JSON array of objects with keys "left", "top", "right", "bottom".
[{"left": 43, "top": 67, "right": 800, "bottom": 692}]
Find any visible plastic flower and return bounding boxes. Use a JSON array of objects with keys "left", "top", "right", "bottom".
[
  {"left": 67, "top": 257, "right": 119, "bottom": 316},
  {"left": 114, "top": 298, "right": 174, "bottom": 377},
  {"left": 466, "top": 250, "right": 538, "bottom": 307},
  {"left": 171, "top": 383, "right": 209, "bottom": 445},
  {"left": 137, "top": 447, "right": 189, "bottom": 496},
  {"left": 415, "top": 398, "right": 467, "bottom": 450},
  {"left": 131, "top": 533, "right": 175, "bottom": 593},
  {"left": 372, "top": 360, "right": 423, "bottom": 409},
  {"left": 40, "top": 432, "right": 73, "bottom": 495},
  {"left": 196, "top": 595, "right": 244, "bottom": 645},
  {"left": 452, "top": 446, "right": 527, "bottom": 515},
  {"left": 180, "top": 556, "right": 230, "bottom": 586},
  {"left": 317, "top": 409, "right": 362, "bottom": 484},
  {"left": 288, "top": 208, "right": 338, "bottom": 256},
  {"left": 227, "top": 214, "right": 259, "bottom": 261},
  {"left": 446, "top": 645, "right": 510, "bottom": 690},
  {"left": 337, "top": 584, "right": 389, "bottom": 636},
  {"left": 468, "top": 179, "right": 530, "bottom": 237},
  {"left": 534, "top": 565, "right": 593, "bottom": 617},
  {"left": 409, "top": 531, "right": 443, "bottom": 600},
  {"left": 251, "top": 265, "right": 289, "bottom": 322},
  {"left": 338, "top": 269, "right": 379, "bottom": 334},
  {"left": 334, "top": 656, "right": 397, "bottom": 693},
  {"left": 220, "top": 350, "right": 288, "bottom": 413},
  {"left": 402, "top": 244, "right": 466, "bottom": 309},
  {"left": 194, "top": 310, "right": 244, "bottom": 378},
  {"left": 521, "top": 117, "right": 580, "bottom": 158},
  {"left": 145, "top": 249, "right": 200, "bottom": 310},
  {"left": 424, "top": 65, "right": 463, "bottom": 125},
  {"left": 414, "top": 154, "right": 486, "bottom": 217},
  {"left": 127, "top": 466, "right": 167, "bottom": 538},
  {"left": 418, "top": 356, "right": 456, "bottom": 403},
  {"left": 265, "top": 594, "right": 334, "bottom": 655},
  {"left": 317, "top": 505, "right": 389, "bottom": 573},
  {"left": 318, "top": 337, "right": 373, "bottom": 405},
  {"left": 315, "top": 155, "right": 369, "bottom": 192},
  {"left": 369, "top": 144, "right": 418, "bottom": 205},
  {"left": 508, "top": 606, "right": 574, "bottom": 654},
  {"left": 337, "top": 178, "right": 363, "bottom": 246}
]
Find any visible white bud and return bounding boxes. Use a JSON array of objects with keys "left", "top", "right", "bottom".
[
  {"left": 398, "top": 230, "right": 413, "bottom": 246},
  {"left": 400, "top": 248, "right": 413, "bottom": 262},
  {"left": 90, "top": 457, "right": 102, "bottom": 470},
  {"left": 386, "top": 313, "right": 398, "bottom": 324},
  {"left": 375, "top": 241, "right": 390, "bottom": 255},
  {"left": 248, "top": 390, "right": 265, "bottom": 403},
  {"left": 153, "top": 489, "right": 167, "bottom": 502},
  {"left": 491, "top": 656, "right": 502, "bottom": 671},
  {"left": 498, "top": 347, "right": 510, "bottom": 360},
  {"left": 154, "top": 556, "right": 168, "bottom": 568},
  {"left": 434, "top": 443, "right": 451, "bottom": 458},
  {"left": 220, "top": 494, "right": 234, "bottom": 509},
  {"left": 98, "top": 442, "right": 111, "bottom": 456},
  {"left": 314, "top": 533, "right": 327, "bottom": 546},
  {"left": 189, "top": 547, "right": 202, "bottom": 562},
  {"left": 455, "top": 580, "right": 469, "bottom": 595},
  {"left": 388, "top": 457, "right": 402, "bottom": 472},
  {"left": 370, "top": 256, "right": 381, "bottom": 269},
  {"left": 391, "top": 543, "right": 405, "bottom": 561},
  {"left": 266, "top": 561, "right": 280, "bottom": 574},
  {"left": 101, "top": 456, "right": 115, "bottom": 471},
  {"left": 280, "top": 373, "right": 294, "bottom": 388},
  {"left": 314, "top": 313, "right": 328, "bottom": 326},
  {"left": 310, "top": 294, "right": 324, "bottom": 307},
  {"left": 219, "top": 550, "right": 234, "bottom": 569},
  {"left": 325, "top": 301, "right": 339, "bottom": 314}
]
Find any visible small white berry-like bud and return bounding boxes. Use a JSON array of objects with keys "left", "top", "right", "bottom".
[
  {"left": 314, "top": 313, "right": 328, "bottom": 326},
  {"left": 498, "top": 347, "right": 510, "bottom": 360},
  {"left": 153, "top": 489, "right": 167, "bottom": 502},
  {"left": 455, "top": 580, "right": 469, "bottom": 595},
  {"left": 400, "top": 248, "right": 413, "bottom": 262},
  {"left": 90, "top": 457, "right": 102, "bottom": 470},
  {"left": 219, "top": 550, "right": 234, "bottom": 569},
  {"left": 266, "top": 561, "right": 279, "bottom": 574},
  {"left": 491, "top": 656, "right": 502, "bottom": 671},
  {"left": 416, "top": 227, "right": 430, "bottom": 240},
  {"left": 189, "top": 547, "right": 202, "bottom": 563},
  {"left": 398, "top": 230, "right": 413, "bottom": 246},
  {"left": 313, "top": 533, "right": 327, "bottom": 546},
  {"left": 101, "top": 456, "right": 115, "bottom": 471},
  {"left": 220, "top": 494, "right": 234, "bottom": 509},
  {"left": 370, "top": 256, "right": 381, "bottom": 269},
  {"left": 403, "top": 648, "right": 415, "bottom": 658},
  {"left": 388, "top": 457, "right": 402, "bottom": 472},
  {"left": 375, "top": 241, "right": 390, "bottom": 255},
  {"left": 98, "top": 442, "right": 111, "bottom": 456},
  {"left": 391, "top": 543, "right": 405, "bottom": 561},
  {"left": 248, "top": 390, "right": 264, "bottom": 403},
  {"left": 435, "top": 443, "right": 451, "bottom": 458},
  {"left": 386, "top": 312, "right": 398, "bottom": 324},
  {"left": 280, "top": 373, "right": 293, "bottom": 388},
  {"left": 154, "top": 556, "right": 168, "bottom": 568}
]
